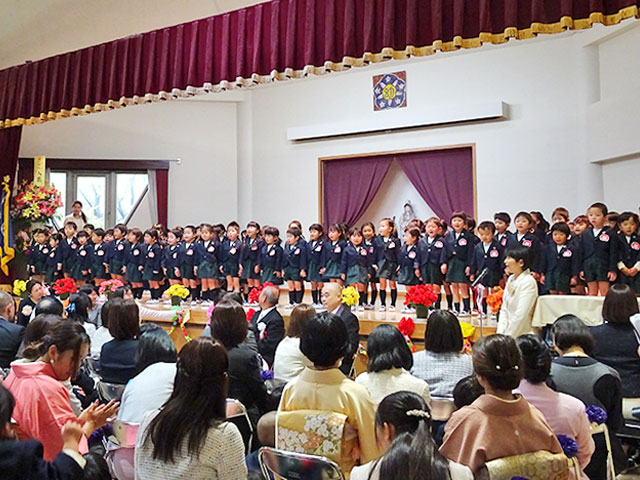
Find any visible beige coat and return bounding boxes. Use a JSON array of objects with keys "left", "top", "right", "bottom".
[{"left": 497, "top": 269, "right": 538, "bottom": 337}]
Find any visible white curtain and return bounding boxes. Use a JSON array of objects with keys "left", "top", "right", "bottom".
[{"left": 147, "top": 169, "right": 158, "bottom": 224}]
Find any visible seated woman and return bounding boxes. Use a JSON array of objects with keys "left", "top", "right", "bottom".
[
  {"left": 356, "top": 324, "right": 430, "bottom": 405},
  {"left": 78, "top": 284, "right": 101, "bottom": 327},
  {"left": 118, "top": 324, "right": 178, "bottom": 424},
  {"left": 209, "top": 300, "right": 270, "bottom": 415},
  {"left": 497, "top": 246, "right": 538, "bottom": 338},
  {"left": 16, "top": 279, "right": 45, "bottom": 327},
  {"left": 516, "top": 334, "right": 594, "bottom": 478},
  {"left": 99, "top": 298, "right": 140, "bottom": 385},
  {"left": 279, "top": 311, "right": 380, "bottom": 475},
  {"left": 135, "top": 337, "right": 247, "bottom": 480},
  {"left": 440, "top": 334, "right": 561, "bottom": 474},
  {"left": 411, "top": 310, "right": 473, "bottom": 397},
  {"left": 272, "top": 304, "right": 314, "bottom": 383},
  {"left": 351, "top": 391, "right": 473, "bottom": 480},
  {"left": 4, "top": 321, "right": 118, "bottom": 461},
  {"left": 590, "top": 284, "right": 640, "bottom": 418},
  {"left": 90, "top": 300, "right": 113, "bottom": 360},
  {"left": 66, "top": 293, "right": 96, "bottom": 339},
  {"left": 549, "top": 314, "right": 626, "bottom": 477}
]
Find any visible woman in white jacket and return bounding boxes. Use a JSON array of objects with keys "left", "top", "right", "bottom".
[{"left": 498, "top": 246, "right": 539, "bottom": 338}]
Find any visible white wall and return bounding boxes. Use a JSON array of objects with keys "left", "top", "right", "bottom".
[{"left": 19, "top": 99, "right": 238, "bottom": 228}]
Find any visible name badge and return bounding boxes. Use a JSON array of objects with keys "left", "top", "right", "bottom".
[
  {"left": 500, "top": 238, "right": 507, "bottom": 247},
  {"left": 632, "top": 242, "right": 640, "bottom": 251},
  {"left": 294, "top": 248, "right": 300, "bottom": 255},
  {"left": 562, "top": 250, "right": 573, "bottom": 257},
  {"left": 316, "top": 246, "right": 323, "bottom": 252},
  {"left": 97, "top": 250, "right": 104, "bottom": 256},
  {"left": 133, "top": 250, "right": 140, "bottom": 256},
  {"left": 522, "top": 239, "right": 532, "bottom": 247},
  {"left": 187, "top": 249, "right": 193, "bottom": 256},
  {"left": 251, "top": 245, "right": 258, "bottom": 251},
  {"left": 599, "top": 234, "right": 609, "bottom": 242},
  {"left": 458, "top": 239, "right": 467, "bottom": 246},
  {"left": 360, "top": 249, "right": 368, "bottom": 256},
  {"left": 388, "top": 242, "right": 395, "bottom": 249},
  {"left": 117, "top": 244, "right": 124, "bottom": 251},
  {"left": 490, "top": 249, "right": 499, "bottom": 258},
  {"left": 43, "top": 248, "right": 49, "bottom": 254},
  {"left": 408, "top": 251, "right": 416, "bottom": 259},
  {"left": 80, "top": 250, "right": 87, "bottom": 257},
  {"left": 230, "top": 248, "right": 237, "bottom": 255},
  {"left": 148, "top": 252, "right": 155, "bottom": 258},
  {"left": 269, "top": 249, "right": 276, "bottom": 257},
  {"left": 49, "top": 252, "right": 55, "bottom": 258},
  {"left": 173, "top": 252, "right": 178, "bottom": 259},
  {"left": 435, "top": 241, "right": 444, "bottom": 248},
  {"left": 207, "top": 246, "right": 215, "bottom": 253},
  {"left": 368, "top": 246, "right": 374, "bottom": 254},
  {"left": 72, "top": 244, "right": 77, "bottom": 249},
  {"left": 334, "top": 246, "right": 341, "bottom": 253}
]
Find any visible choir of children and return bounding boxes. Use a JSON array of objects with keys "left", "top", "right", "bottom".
[{"left": 24, "top": 203, "right": 640, "bottom": 314}]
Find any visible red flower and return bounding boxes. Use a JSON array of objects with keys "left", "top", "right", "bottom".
[
  {"left": 52, "top": 278, "right": 78, "bottom": 295},
  {"left": 246, "top": 308, "right": 256, "bottom": 322},
  {"left": 398, "top": 316, "right": 415, "bottom": 337},
  {"left": 404, "top": 284, "right": 438, "bottom": 307}
]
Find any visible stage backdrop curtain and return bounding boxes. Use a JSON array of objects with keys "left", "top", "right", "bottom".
[
  {"left": 396, "top": 147, "right": 474, "bottom": 221},
  {"left": 146, "top": 168, "right": 169, "bottom": 227},
  {"left": 0, "top": 0, "right": 638, "bottom": 129},
  {"left": 323, "top": 156, "right": 393, "bottom": 227},
  {"left": 0, "top": 126, "right": 22, "bottom": 283}
]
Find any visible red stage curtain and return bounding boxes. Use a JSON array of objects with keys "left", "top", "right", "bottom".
[
  {"left": 155, "top": 168, "right": 169, "bottom": 227},
  {"left": 0, "top": 0, "right": 638, "bottom": 129}
]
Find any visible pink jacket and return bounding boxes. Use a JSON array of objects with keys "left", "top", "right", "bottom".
[{"left": 4, "top": 361, "right": 88, "bottom": 461}]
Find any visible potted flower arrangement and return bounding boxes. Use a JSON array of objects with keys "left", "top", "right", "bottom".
[
  {"left": 341, "top": 286, "right": 360, "bottom": 307},
  {"left": 52, "top": 278, "right": 77, "bottom": 301},
  {"left": 486, "top": 287, "right": 504, "bottom": 315},
  {"left": 11, "top": 181, "right": 63, "bottom": 229},
  {"left": 98, "top": 279, "right": 124, "bottom": 300},
  {"left": 404, "top": 284, "right": 439, "bottom": 318},
  {"left": 12, "top": 280, "right": 28, "bottom": 299},
  {"left": 164, "top": 284, "right": 190, "bottom": 306}
]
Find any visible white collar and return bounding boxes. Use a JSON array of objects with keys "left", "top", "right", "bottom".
[{"left": 259, "top": 306, "right": 277, "bottom": 319}]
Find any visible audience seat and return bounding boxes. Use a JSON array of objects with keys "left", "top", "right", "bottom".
[
  {"left": 476, "top": 450, "right": 571, "bottom": 480},
  {"left": 226, "top": 398, "right": 254, "bottom": 454},
  {"left": 96, "top": 381, "right": 125, "bottom": 403},
  {"left": 258, "top": 446, "right": 344, "bottom": 480}
]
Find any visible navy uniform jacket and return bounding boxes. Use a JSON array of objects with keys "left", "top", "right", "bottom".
[
  {"left": 221, "top": 238, "right": 244, "bottom": 266},
  {"left": 240, "top": 237, "right": 263, "bottom": 264},
  {"left": 323, "top": 240, "right": 346, "bottom": 265},
  {"left": 27, "top": 243, "right": 48, "bottom": 273},
  {"left": 469, "top": 233, "right": 481, "bottom": 246},
  {"left": 579, "top": 227, "right": 617, "bottom": 272},
  {"left": 307, "top": 239, "right": 325, "bottom": 267},
  {"left": 0, "top": 438, "right": 83, "bottom": 480},
  {"left": 470, "top": 240, "right": 504, "bottom": 277},
  {"left": 507, "top": 232, "right": 544, "bottom": 273},
  {"left": 59, "top": 237, "right": 77, "bottom": 268},
  {"left": 374, "top": 236, "right": 400, "bottom": 264},
  {"left": 440, "top": 231, "right": 474, "bottom": 267},
  {"left": 284, "top": 241, "right": 308, "bottom": 271},
  {"left": 258, "top": 243, "right": 284, "bottom": 272},
  {"left": 163, "top": 244, "right": 182, "bottom": 272},
  {"left": 616, "top": 232, "right": 640, "bottom": 269},
  {"left": 545, "top": 243, "right": 580, "bottom": 278},
  {"left": 340, "top": 242, "right": 370, "bottom": 273},
  {"left": 75, "top": 243, "right": 91, "bottom": 272},
  {"left": 195, "top": 239, "right": 221, "bottom": 265},
  {"left": 363, "top": 238, "right": 377, "bottom": 259},
  {"left": 124, "top": 242, "right": 144, "bottom": 269},
  {"left": 398, "top": 244, "right": 420, "bottom": 271},
  {"left": 143, "top": 243, "right": 162, "bottom": 273},
  {"left": 179, "top": 241, "right": 197, "bottom": 271},
  {"left": 110, "top": 238, "right": 128, "bottom": 263},
  {"left": 418, "top": 235, "right": 445, "bottom": 267},
  {"left": 44, "top": 246, "right": 62, "bottom": 274},
  {"left": 495, "top": 231, "right": 513, "bottom": 249},
  {"left": 90, "top": 242, "right": 108, "bottom": 269}
]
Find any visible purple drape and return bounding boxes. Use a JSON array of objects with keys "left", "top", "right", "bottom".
[
  {"left": 323, "top": 156, "right": 393, "bottom": 227},
  {"left": 396, "top": 147, "right": 474, "bottom": 221},
  {"left": 0, "top": 126, "right": 22, "bottom": 283},
  {"left": 1, "top": 0, "right": 638, "bottom": 128}
]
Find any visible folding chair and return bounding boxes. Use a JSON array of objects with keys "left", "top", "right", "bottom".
[{"left": 258, "top": 446, "right": 344, "bottom": 480}]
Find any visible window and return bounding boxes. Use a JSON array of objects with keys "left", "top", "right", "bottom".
[{"left": 49, "top": 170, "right": 148, "bottom": 228}]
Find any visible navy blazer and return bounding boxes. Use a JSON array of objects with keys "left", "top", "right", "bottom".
[
  {"left": 250, "top": 308, "right": 284, "bottom": 367},
  {"left": 470, "top": 240, "right": 504, "bottom": 277},
  {"left": 99, "top": 338, "right": 139, "bottom": 384},
  {"left": 178, "top": 241, "right": 197, "bottom": 271},
  {"left": 440, "top": 231, "right": 474, "bottom": 267},
  {"left": 44, "top": 246, "right": 63, "bottom": 274},
  {"left": 0, "top": 317, "right": 25, "bottom": 368},
  {"left": 221, "top": 238, "right": 243, "bottom": 266},
  {"left": 307, "top": 240, "right": 325, "bottom": 267},
  {"left": 240, "top": 237, "right": 263, "bottom": 263},
  {"left": 90, "top": 242, "right": 108, "bottom": 269},
  {"left": 142, "top": 243, "right": 162, "bottom": 273},
  {"left": 579, "top": 227, "right": 617, "bottom": 272},
  {"left": 545, "top": 243, "right": 580, "bottom": 277},
  {"left": 124, "top": 242, "right": 143, "bottom": 268},
  {"left": 258, "top": 244, "right": 284, "bottom": 272},
  {"left": 417, "top": 235, "right": 445, "bottom": 267},
  {"left": 616, "top": 232, "right": 640, "bottom": 269},
  {"left": 507, "top": 232, "right": 544, "bottom": 273},
  {"left": 341, "top": 243, "right": 370, "bottom": 274},
  {"left": 323, "top": 240, "right": 346, "bottom": 265},
  {"left": 283, "top": 241, "right": 308, "bottom": 271},
  {"left": 195, "top": 239, "right": 221, "bottom": 265},
  {"left": 374, "top": 236, "right": 400, "bottom": 264},
  {"left": 398, "top": 244, "right": 420, "bottom": 270},
  {"left": 162, "top": 244, "right": 182, "bottom": 272},
  {"left": 0, "top": 438, "right": 83, "bottom": 480},
  {"left": 335, "top": 304, "right": 360, "bottom": 376},
  {"left": 495, "top": 231, "right": 513, "bottom": 249}
]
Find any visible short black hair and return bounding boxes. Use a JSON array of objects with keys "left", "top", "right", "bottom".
[
  {"left": 35, "top": 297, "right": 64, "bottom": 316},
  {"left": 107, "top": 298, "right": 140, "bottom": 340},
  {"left": 452, "top": 375, "right": 484, "bottom": 409},
  {"left": 424, "top": 310, "right": 464, "bottom": 353},
  {"left": 602, "top": 284, "right": 639, "bottom": 325},
  {"left": 135, "top": 324, "right": 177, "bottom": 374},
  {"left": 0, "top": 384, "right": 16, "bottom": 428},
  {"left": 211, "top": 301, "right": 248, "bottom": 349},
  {"left": 300, "top": 312, "right": 348, "bottom": 368},
  {"left": 551, "top": 314, "right": 595, "bottom": 355},
  {"left": 82, "top": 452, "right": 111, "bottom": 480},
  {"left": 477, "top": 221, "right": 495, "bottom": 234},
  {"left": 589, "top": 202, "right": 608, "bottom": 216},
  {"left": 26, "top": 279, "right": 42, "bottom": 295},
  {"left": 494, "top": 212, "right": 511, "bottom": 224},
  {"left": 517, "top": 334, "right": 552, "bottom": 384},
  {"left": 504, "top": 246, "right": 532, "bottom": 270},
  {"left": 550, "top": 222, "right": 571, "bottom": 237},
  {"left": 366, "top": 324, "right": 413, "bottom": 373}
]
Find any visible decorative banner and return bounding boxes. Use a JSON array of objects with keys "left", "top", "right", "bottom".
[
  {"left": 373, "top": 71, "right": 407, "bottom": 111},
  {"left": 33, "top": 156, "right": 46, "bottom": 186}
]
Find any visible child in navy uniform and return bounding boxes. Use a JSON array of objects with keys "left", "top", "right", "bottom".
[
  {"left": 307, "top": 223, "right": 325, "bottom": 308},
  {"left": 466, "top": 217, "right": 481, "bottom": 246},
  {"left": 510, "top": 211, "right": 544, "bottom": 279},
  {"left": 195, "top": 223, "right": 221, "bottom": 303},
  {"left": 44, "top": 233, "right": 63, "bottom": 285},
  {"left": 180, "top": 225, "right": 199, "bottom": 301},
  {"left": 60, "top": 222, "right": 78, "bottom": 280},
  {"left": 163, "top": 229, "right": 183, "bottom": 286},
  {"left": 123, "top": 228, "right": 144, "bottom": 298},
  {"left": 580, "top": 202, "right": 617, "bottom": 296},
  {"left": 469, "top": 221, "right": 503, "bottom": 316},
  {"left": 240, "top": 221, "right": 262, "bottom": 303},
  {"left": 340, "top": 227, "right": 370, "bottom": 311},
  {"left": 321, "top": 224, "right": 346, "bottom": 285},
  {"left": 398, "top": 227, "right": 421, "bottom": 313},
  {"left": 362, "top": 222, "right": 378, "bottom": 310},
  {"left": 374, "top": 217, "right": 399, "bottom": 312},
  {"left": 256, "top": 226, "right": 283, "bottom": 286},
  {"left": 108, "top": 224, "right": 127, "bottom": 283},
  {"left": 543, "top": 222, "right": 579, "bottom": 295},
  {"left": 440, "top": 211, "right": 473, "bottom": 316},
  {"left": 28, "top": 229, "right": 48, "bottom": 283},
  {"left": 222, "top": 222, "right": 243, "bottom": 294},
  {"left": 142, "top": 229, "right": 163, "bottom": 300},
  {"left": 615, "top": 212, "right": 640, "bottom": 294},
  {"left": 283, "top": 227, "right": 308, "bottom": 307},
  {"left": 70, "top": 231, "right": 90, "bottom": 286},
  {"left": 90, "top": 229, "right": 108, "bottom": 286},
  {"left": 493, "top": 212, "right": 513, "bottom": 249},
  {"left": 417, "top": 217, "right": 445, "bottom": 309}
]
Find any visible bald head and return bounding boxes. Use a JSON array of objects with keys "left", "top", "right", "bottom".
[
  {"left": 259, "top": 286, "right": 279, "bottom": 309},
  {"left": 321, "top": 283, "right": 342, "bottom": 312},
  {"left": 0, "top": 291, "right": 15, "bottom": 321}
]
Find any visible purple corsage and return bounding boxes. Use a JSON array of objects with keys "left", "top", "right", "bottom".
[
  {"left": 586, "top": 405, "right": 607, "bottom": 425},
  {"left": 557, "top": 434, "right": 578, "bottom": 458}
]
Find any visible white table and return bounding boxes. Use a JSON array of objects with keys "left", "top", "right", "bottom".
[{"left": 532, "top": 295, "right": 640, "bottom": 327}]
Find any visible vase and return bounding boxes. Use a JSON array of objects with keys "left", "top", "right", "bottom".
[
  {"left": 171, "top": 296, "right": 181, "bottom": 307},
  {"left": 415, "top": 304, "right": 429, "bottom": 319}
]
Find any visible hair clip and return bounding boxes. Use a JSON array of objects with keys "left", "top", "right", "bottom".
[
  {"left": 495, "top": 364, "right": 501, "bottom": 370},
  {"left": 406, "top": 409, "right": 431, "bottom": 420},
  {"left": 66, "top": 303, "right": 76, "bottom": 314}
]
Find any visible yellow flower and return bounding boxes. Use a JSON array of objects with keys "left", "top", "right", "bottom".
[
  {"left": 13, "top": 280, "right": 26, "bottom": 296},
  {"left": 341, "top": 286, "right": 359, "bottom": 307},
  {"left": 164, "top": 284, "right": 190, "bottom": 299},
  {"left": 460, "top": 322, "right": 475, "bottom": 339}
]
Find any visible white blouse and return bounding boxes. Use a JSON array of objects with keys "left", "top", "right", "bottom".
[
  {"left": 355, "top": 368, "right": 431, "bottom": 405},
  {"left": 118, "top": 362, "right": 176, "bottom": 424},
  {"left": 497, "top": 269, "right": 538, "bottom": 338},
  {"left": 351, "top": 457, "right": 473, "bottom": 480},
  {"left": 272, "top": 336, "right": 312, "bottom": 383}
]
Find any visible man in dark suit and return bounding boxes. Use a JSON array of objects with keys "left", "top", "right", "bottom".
[
  {"left": 321, "top": 283, "right": 360, "bottom": 376},
  {"left": 0, "top": 291, "right": 24, "bottom": 369},
  {"left": 250, "top": 286, "right": 284, "bottom": 367}
]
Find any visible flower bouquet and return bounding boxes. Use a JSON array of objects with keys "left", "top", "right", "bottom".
[
  {"left": 404, "top": 284, "right": 439, "bottom": 318},
  {"left": 98, "top": 279, "right": 124, "bottom": 299},
  {"left": 164, "top": 284, "right": 190, "bottom": 306},
  {"left": 13, "top": 279, "right": 28, "bottom": 299},
  {"left": 11, "top": 181, "right": 63, "bottom": 227},
  {"left": 398, "top": 317, "right": 416, "bottom": 352},
  {"left": 341, "top": 286, "right": 359, "bottom": 307},
  {"left": 52, "top": 278, "right": 77, "bottom": 300},
  {"left": 487, "top": 287, "right": 504, "bottom": 314}
]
